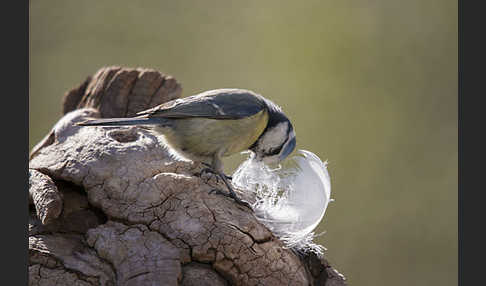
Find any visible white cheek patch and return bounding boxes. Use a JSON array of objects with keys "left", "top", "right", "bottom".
[{"left": 259, "top": 122, "right": 288, "bottom": 152}]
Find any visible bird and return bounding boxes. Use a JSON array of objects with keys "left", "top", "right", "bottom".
[{"left": 76, "top": 88, "right": 296, "bottom": 208}]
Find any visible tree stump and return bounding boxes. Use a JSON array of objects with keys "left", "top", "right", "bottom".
[{"left": 28, "top": 66, "right": 347, "bottom": 286}]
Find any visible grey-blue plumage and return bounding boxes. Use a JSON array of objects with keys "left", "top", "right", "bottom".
[
  {"left": 76, "top": 117, "right": 171, "bottom": 127},
  {"left": 136, "top": 89, "right": 268, "bottom": 119}
]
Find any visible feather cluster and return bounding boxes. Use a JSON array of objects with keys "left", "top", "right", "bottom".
[{"left": 232, "top": 150, "right": 332, "bottom": 257}]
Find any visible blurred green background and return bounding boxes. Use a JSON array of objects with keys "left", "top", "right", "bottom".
[{"left": 29, "top": 1, "right": 457, "bottom": 285}]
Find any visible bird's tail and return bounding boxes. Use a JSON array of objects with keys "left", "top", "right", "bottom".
[{"left": 76, "top": 117, "right": 168, "bottom": 127}]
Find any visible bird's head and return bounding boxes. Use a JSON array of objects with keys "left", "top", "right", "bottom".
[{"left": 250, "top": 103, "right": 296, "bottom": 165}]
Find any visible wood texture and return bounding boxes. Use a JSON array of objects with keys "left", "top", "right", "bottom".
[{"left": 28, "top": 66, "right": 347, "bottom": 286}]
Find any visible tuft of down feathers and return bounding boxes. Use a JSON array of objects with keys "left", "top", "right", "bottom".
[{"left": 232, "top": 149, "right": 332, "bottom": 257}]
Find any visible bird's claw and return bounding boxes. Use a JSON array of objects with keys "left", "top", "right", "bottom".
[
  {"left": 200, "top": 163, "right": 232, "bottom": 180},
  {"left": 208, "top": 188, "right": 228, "bottom": 196},
  {"left": 200, "top": 167, "right": 216, "bottom": 176},
  {"left": 199, "top": 168, "right": 220, "bottom": 183},
  {"left": 233, "top": 198, "right": 252, "bottom": 209},
  {"left": 200, "top": 164, "right": 250, "bottom": 209},
  {"left": 209, "top": 189, "right": 253, "bottom": 209}
]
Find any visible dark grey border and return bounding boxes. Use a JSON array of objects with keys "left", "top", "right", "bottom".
[
  {"left": 2, "top": 0, "right": 29, "bottom": 285},
  {"left": 459, "top": 0, "right": 484, "bottom": 285}
]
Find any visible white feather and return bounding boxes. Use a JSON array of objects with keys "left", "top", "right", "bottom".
[{"left": 232, "top": 149, "right": 332, "bottom": 256}]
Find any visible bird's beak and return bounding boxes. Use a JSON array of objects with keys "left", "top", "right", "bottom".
[{"left": 279, "top": 136, "right": 296, "bottom": 162}]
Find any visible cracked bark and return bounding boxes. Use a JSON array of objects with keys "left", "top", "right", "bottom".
[{"left": 29, "top": 66, "right": 347, "bottom": 286}]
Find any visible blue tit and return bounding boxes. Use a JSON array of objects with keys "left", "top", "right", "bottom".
[{"left": 77, "top": 88, "right": 296, "bottom": 207}]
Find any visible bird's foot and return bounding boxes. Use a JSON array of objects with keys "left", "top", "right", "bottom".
[
  {"left": 199, "top": 166, "right": 232, "bottom": 181},
  {"left": 199, "top": 168, "right": 221, "bottom": 184},
  {"left": 209, "top": 189, "right": 253, "bottom": 210},
  {"left": 199, "top": 163, "right": 251, "bottom": 209},
  {"left": 208, "top": 188, "right": 230, "bottom": 197}
]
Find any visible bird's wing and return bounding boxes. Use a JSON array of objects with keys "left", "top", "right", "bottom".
[{"left": 137, "top": 89, "right": 266, "bottom": 120}]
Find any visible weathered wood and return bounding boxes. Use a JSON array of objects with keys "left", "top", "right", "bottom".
[
  {"left": 29, "top": 169, "right": 63, "bottom": 225},
  {"left": 28, "top": 66, "right": 347, "bottom": 286}
]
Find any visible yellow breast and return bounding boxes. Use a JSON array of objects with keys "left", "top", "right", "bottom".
[{"left": 161, "top": 110, "right": 269, "bottom": 158}]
